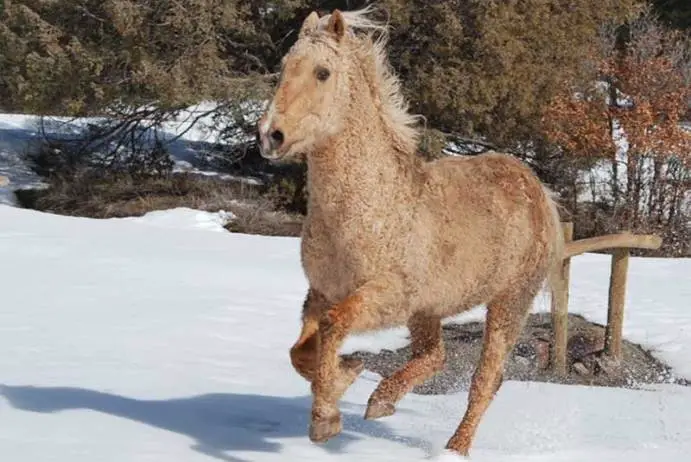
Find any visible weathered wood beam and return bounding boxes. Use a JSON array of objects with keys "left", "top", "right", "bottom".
[{"left": 564, "top": 233, "right": 662, "bottom": 259}]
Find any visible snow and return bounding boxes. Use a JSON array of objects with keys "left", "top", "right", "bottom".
[
  {"left": 0, "top": 116, "right": 49, "bottom": 205},
  {"left": 430, "top": 450, "right": 470, "bottom": 461},
  {"left": 1, "top": 204, "right": 691, "bottom": 461},
  {"left": 120, "top": 207, "right": 236, "bottom": 233}
]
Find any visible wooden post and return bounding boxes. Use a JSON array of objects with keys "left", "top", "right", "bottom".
[
  {"left": 552, "top": 230, "right": 661, "bottom": 370},
  {"left": 550, "top": 222, "right": 573, "bottom": 376},
  {"left": 604, "top": 248, "right": 630, "bottom": 362}
]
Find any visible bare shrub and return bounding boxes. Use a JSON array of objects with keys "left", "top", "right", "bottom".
[
  {"left": 15, "top": 171, "right": 261, "bottom": 219},
  {"left": 542, "top": 8, "right": 691, "bottom": 256}
]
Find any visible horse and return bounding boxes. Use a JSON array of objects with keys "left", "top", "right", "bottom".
[{"left": 256, "top": 6, "right": 564, "bottom": 458}]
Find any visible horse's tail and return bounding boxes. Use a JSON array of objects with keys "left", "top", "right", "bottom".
[{"left": 543, "top": 185, "right": 565, "bottom": 302}]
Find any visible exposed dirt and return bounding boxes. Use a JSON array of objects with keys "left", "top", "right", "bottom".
[{"left": 346, "top": 313, "right": 689, "bottom": 395}]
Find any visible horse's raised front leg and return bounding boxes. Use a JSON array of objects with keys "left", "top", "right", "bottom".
[
  {"left": 290, "top": 288, "right": 364, "bottom": 382},
  {"left": 444, "top": 288, "right": 534, "bottom": 457},
  {"left": 290, "top": 289, "right": 325, "bottom": 381},
  {"left": 309, "top": 277, "right": 402, "bottom": 443},
  {"left": 364, "top": 312, "right": 444, "bottom": 420}
]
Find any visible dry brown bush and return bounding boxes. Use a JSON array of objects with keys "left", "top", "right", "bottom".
[
  {"left": 15, "top": 170, "right": 305, "bottom": 237},
  {"left": 15, "top": 172, "right": 257, "bottom": 218},
  {"left": 224, "top": 199, "right": 303, "bottom": 237}
]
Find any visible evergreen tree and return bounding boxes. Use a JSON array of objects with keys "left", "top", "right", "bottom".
[
  {"left": 653, "top": 0, "right": 691, "bottom": 30},
  {"left": 372, "top": 0, "right": 642, "bottom": 150}
]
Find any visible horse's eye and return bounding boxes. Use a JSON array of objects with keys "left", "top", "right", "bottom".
[{"left": 315, "top": 67, "right": 330, "bottom": 81}]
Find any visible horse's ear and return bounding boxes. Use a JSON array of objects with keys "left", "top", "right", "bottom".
[
  {"left": 326, "top": 9, "right": 346, "bottom": 42},
  {"left": 299, "top": 11, "right": 320, "bottom": 38}
]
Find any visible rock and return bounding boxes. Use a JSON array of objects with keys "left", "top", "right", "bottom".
[
  {"left": 595, "top": 354, "right": 621, "bottom": 376},
  {"left": 514, "top": 341, "right": 537, "bottom": 359},
  {"left": 532, "top": 338, "right": 551, "bottom": 370},
  {"left": 0, "top": 175, "right": 9, "bottom": 187},
  {"left": 568, "top": 330, "right": 605, "bottom": 361},
  {"left": 572, "top": 361, "right": 590, "bottom": 375},
  {"left": 515, "top": 355, "right": 531, "bottom": 367}
]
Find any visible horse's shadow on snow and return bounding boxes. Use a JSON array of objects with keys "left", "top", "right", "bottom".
[{"left": 0, "top": 384, "right": 430, "bottom": 461}]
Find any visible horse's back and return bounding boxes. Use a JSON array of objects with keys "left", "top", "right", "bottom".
[
  {"left": 425, "top": 151, "right": 549, "bottom": 221},
  {"left": 411, "top": 151, "right": 557, "bottom": 314}
]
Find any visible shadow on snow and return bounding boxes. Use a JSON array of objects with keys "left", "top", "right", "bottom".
[{"left": 0, "top": 384, "right": 430, "bottom": 461}]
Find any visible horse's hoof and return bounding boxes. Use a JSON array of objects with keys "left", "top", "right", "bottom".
[
  {"left": 309, "top": 414, "right": 342, "bottom": 443},
  {"left": 341, "top": 356, "right": 365, "bottom": 374},
  {"left": 364, "top": 399, "right": 395, "bottom": 420}
]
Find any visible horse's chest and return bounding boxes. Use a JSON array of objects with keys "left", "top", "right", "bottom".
[{"left": 300, "top": 220, "right": 387, "bottom": 302}]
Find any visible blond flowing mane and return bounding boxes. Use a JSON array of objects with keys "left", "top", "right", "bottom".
[{"left": 316, "top": 6, "right": 423, "bottom": 154}]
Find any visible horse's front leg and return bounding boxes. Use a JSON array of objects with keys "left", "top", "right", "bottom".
[
  {"left": 290, "top": 288, "right": 326, "bottom": 381},
  {"left": 309, "top": 277, "right": 403, "bottom": 443},
  {"left": 290, "top": 288, "right": 364, "bottom": 382}
]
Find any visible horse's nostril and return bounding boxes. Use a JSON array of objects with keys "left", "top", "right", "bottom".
[{"left": 270, "top": 130, "right": 284, "bottom": 147}]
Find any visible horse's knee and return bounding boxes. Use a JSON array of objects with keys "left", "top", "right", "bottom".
[{"left": 290, "top": 333, "right": 318, "bottom": 381}]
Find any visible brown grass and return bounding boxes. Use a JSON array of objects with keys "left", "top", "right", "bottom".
[
  {"left": 224, "top": 200, "right": 303, "bottom": 237},
  {"left": 15, "top": 171, "right": 304, "bottom": 237}
]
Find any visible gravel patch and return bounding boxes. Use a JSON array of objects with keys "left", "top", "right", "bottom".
[{"left": 346, "top": 313, "right": 689, "bottom": 395}]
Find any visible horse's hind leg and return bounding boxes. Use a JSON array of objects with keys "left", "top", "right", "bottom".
[
  {"left": 290, "top": 288, "right": 364, "bottom": 382},
  {"left": 445, "top": 285, "right": 537, "bottom": 457},
  {"left": 364, "top": 312, "right": 444, "bottom": 420}
]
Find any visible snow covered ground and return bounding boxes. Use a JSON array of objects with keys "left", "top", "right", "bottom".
[{"left": 1, "top": 204, "right": 690, "bottom": 461}]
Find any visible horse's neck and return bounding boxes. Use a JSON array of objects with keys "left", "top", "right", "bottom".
[
  {"left": 306, "top": 126, "right": 419, "bottom": 219},
  {"left": 306, "top": 65, "right": 424, "bottom": 218}
]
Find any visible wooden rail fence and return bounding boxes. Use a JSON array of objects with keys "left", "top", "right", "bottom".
[{"left": 549, "top": 222, "right": 663, "bottom": 376}]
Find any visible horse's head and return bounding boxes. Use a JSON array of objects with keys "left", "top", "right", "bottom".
[{"left": 257, "top": 9, "right": 355, "bottom": 161}]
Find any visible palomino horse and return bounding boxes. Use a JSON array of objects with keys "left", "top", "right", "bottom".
[{"left": 257, "top": 6, "right": 564, "bottom": 458}]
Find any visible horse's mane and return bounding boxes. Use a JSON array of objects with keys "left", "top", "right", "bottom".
[{"left": 316, "top": 6, "right": 423, "bottom": 155}]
